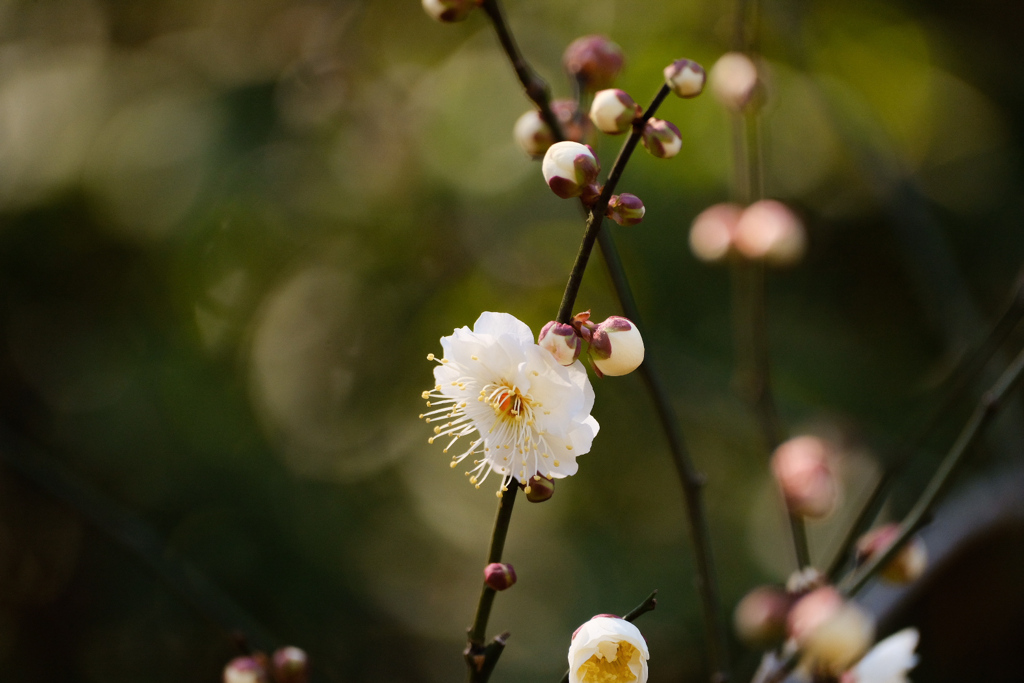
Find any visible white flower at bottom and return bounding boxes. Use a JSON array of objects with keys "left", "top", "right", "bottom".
[
  {"left": 422, "top": 312, "right": 599, "bottom": 496},
  {"left": 843, "top": 629, "right": 919, "bottom": 683},
  {"left": 569, "top": 616, "right": 649, "bottom": 683}
]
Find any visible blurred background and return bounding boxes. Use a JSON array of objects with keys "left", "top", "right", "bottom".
[{"left": 0, "top": 0, "right": 1021, "bottom": 681}]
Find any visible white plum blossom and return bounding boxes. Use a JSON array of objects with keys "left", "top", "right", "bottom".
[
  {"left": 588, "top": 316, "right": 645, "bottom": 377},
  {"left": 569, "top": 616, "right": 649, "bottom": 683},
  {"left": 542, "top": 141, "right": 600, "bottom": 200},
  {"left": 422, "top": 312, "right": 599, "bottom": 496},
  {"left": 843, "top": 629, "right": 919, "bottom": 683},
  {"left": 538, "top": 321, "right": 582, "bottom": 366}
]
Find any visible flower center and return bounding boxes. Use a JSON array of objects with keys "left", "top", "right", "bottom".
[
  {"left": 577, "top": 642, "right": 639, "bottom": 683},
  {"left": 484, "top": 382, "right": 534, "bottom": 422}
]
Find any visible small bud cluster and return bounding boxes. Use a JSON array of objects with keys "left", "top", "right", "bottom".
[
  {"left": 539, "top": 311, "right": 645, "bottom": 378},
  {"left": 690, "top": 200, "right": 806, "bottom": 265},
  {"left": 224, "top": 647, "right": 308, "bottom": 683},
  {"left": 855, "top": 524, "right": 927, "bottom": 585}
]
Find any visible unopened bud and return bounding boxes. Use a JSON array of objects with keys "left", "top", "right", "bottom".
[
  {"left": 690, "top": 203, "right": 741, "bottom": 262},
  {"left": 551, "top": 99, "right": 591, "bottom": 144},
  {"left": 563, "top": 35, "right": 624, "bottom": 92},
  {"left": 520, "top": 473, "right": 555, "bottom": 502},
  {"left": 664, "top": 59, "right": 706, "bottom": 98},
  {"left": 710, "top": 52, "right": 759, "bottom": 111},
  {"left": 772, "top": 435, "right": 837, "bottom": 518},
  {"left": 588, "top": 316, "right": 644, "bottom": 377},
  {"left": 792, "top": 592, "right": 874, "bottom": 676},
  {"left": 271, "top": 647, "right": 309, "bottom": 683},
  {"left": 483, "top": 562, "right": 517, "bottom": 591},
  {"left": 734, "top": 586, "right": 793, "bottom": 648},
  {"left": 421, "top": 0, "right": 476, "bottom": 23},
  {"left": 224, "top": 657, "right": 269, "bottom": 683},
  {"left": 542, "top": 141, "right": 600, "bottom": 201},
  {"left": 855, "top": 524, "right": 927, "bottom": 585},
  {"left": 734, "top": 200, "right": 806, "bottom": 265},
  {"left": 641, "top": 118, "right": 682, "bottom": 159},
  {"left": 539, "top": 321, "right": 583, "bottom": 365},
  {"left": 514, "top": 110, "right": 555, "bottom": 157},
  {"left": 606, "top": 193, "right": 645, "bottom": 226},
  {"left": 589, "top": 89, "right": 640, "bottom": 135}
]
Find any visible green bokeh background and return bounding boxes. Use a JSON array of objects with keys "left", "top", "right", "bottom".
[{"left": 0, "top": 0, "right": 1022, "bottom": 681}]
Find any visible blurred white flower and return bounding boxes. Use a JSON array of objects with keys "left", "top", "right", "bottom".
[
  {"left": 843, "top": 628, "right": 919, "bottom": 683},
  {"left": 422, "top": 312, "right": 599, "bottom": 496},
  {"left": 569, "top": 616, "right": 649, "bottom": 683}
]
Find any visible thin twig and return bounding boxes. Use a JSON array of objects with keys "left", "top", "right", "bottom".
[
  {"left": 480, "top": 2, "right": 731, "bottom": 680},
  {"left": 557, "top": 590, "right": 660, "bottom": 683},
  {"left": 555, "top": 84, "right": 670, "bottom": 325},
  {"left": 464, "top": 485, "right": 519, "bottom": 682},
  {"left": 825, "top": 276, "right": 1024, "bottom": 578}
]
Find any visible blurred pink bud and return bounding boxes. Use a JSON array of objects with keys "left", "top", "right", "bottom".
[
  {"left": 271, "top": 647, "right": 309, "bottom": 683},
  {"left": 772, "top": 435, "right": 837, "bottom": 518},
  {"left": 733, "top": 586, "right": 793, "bottom": 648},
  {"left": 542, "top": 141, "right": 601, "bottom": 201},
  {"left": 856, "top": 524, "right": 928, "bottom": 585},
  {"left": 588, "top": 316, "right": 644, "bottom": 377},
  {"left": 589, "top": 89, "right": 639, "bottom": 135},
  {"left": 513, "top": 110, "right": 555, "bottom": 157},
  {"left": 664, "top": 59, "right": 706, "bottom": 98},
  {"left": 538, "top": 321, "right": 583, "bottom": 365},
  {"left": 551, "top": 98, "right": 591, "bottom": 143},
  {"left": 690, "top": 203, "right": 742, "bottom": 262},
  {"left": 224, "top": 657, "right": 270, "bottom": 683},
  {"left": 641, "top": 118, "right": 682, "bottom": 159},
  {"left": 790, "top": 590, "right": 874, "bottom": 675},
  {"left": 734, "top": 200, "right": 806, "bottom": 265},
  {"left": 422, "top": 0, "right": 476, "bottom": 23},
  {"left": 606, "top": 193, "right": 645, "bottom": 226},
  {"left": 563, "top": 35, "right": 625, "bottom": 92},
  {"left": 483, "top": 562, "right": 517, "bottom": 591},
  {"left": 520, "top": 473, "right": 555, "bottom": 502},
  {"left": 709, "top": 52, "right": 759, "bottom": 111}
]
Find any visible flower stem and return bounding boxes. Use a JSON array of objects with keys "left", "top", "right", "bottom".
[
  {"left": 555, "top": 84, "right": 670, "bottom": 325},
  {"left": 465, "top": 485, "right": 519, "bottom": 682},
  {"left": 825, "top": 277, "right": 1024, "bottom": 578},
  {"left": 557, "top": 590, "right": 660, "bottom": 683}
]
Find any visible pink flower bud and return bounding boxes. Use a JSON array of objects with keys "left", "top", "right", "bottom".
[
  {"left": 790, "top": 590, "right": 874, "bottom": 675},
  {"left": 520, "top": 473, "right": 555, "bottom": 502},
  {"left": 483, "top": 562, "right": 517, "bottom": 591},
  {"left": 513, "top": 109, "right": 555, "bottom": 157},
  {"left": 710, "top": 52, "right": 759, "bottom": 111},
  {"left": 589, "top": 89, "right": 640, "bottom": 135},
  {"left": 551, "top": 98, "right": 591, "bottom": 144},
  {"left": 733, "top": 586, "right": 793, "bottom": 648},
  {"left": 771, "top": 435, "right": 837, "bottom": 518},
  {"left": 855, "top": 524, "right": 928, "bottom": 585},
  {"left": 588, "top": 316, "right": 644, "bottom": 377},
  {"left": 539, "top": 321, "right": 583, "bottom": 365},
  {"left": 542, "top": 141, "right": 600, "bottom": 201},
  {"left": 664, "top": 59, "right": 706, "bottom": 98},
  {"left": 641, "top": 118, "right": 682, "bottom": 159},
  {"left": 606, "top": 193, "right": 645, "bottom": 226},
  {"left": 421, "top": 0, "right": 476, "bottom": 23},
  {"left": 734, "top": 200, "right": 806, "bottom": 265},
  {"left": 690, "top": 203, "right": 741, "bottom": 262},
  {"left": 271, "top": 647, "right": 309, "bottom": 683},
  {"left": 224, "top": 657, "right": 269, "bottom": 683},
  {"left": 563, "top": 35, "right": 625, "bottom": 92}
]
